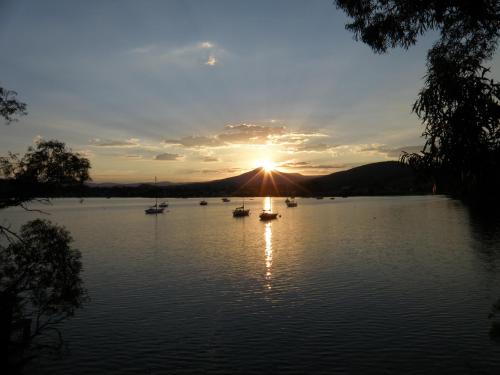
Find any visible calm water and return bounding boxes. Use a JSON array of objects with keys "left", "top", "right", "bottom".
[{"left": 3, "top": 196, "right": 500, "bottom": 374}]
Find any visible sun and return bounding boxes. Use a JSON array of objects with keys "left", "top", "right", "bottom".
[{"left": 260, "top": 160, "right": 276, "bottom": 172}]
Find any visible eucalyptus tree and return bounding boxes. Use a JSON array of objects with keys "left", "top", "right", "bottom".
[
  {"left": 1, "top": 93, "right": 91, "bottom": 372},
  {"left": 335, "top": 0, "right": 500, "bottom": 197}
]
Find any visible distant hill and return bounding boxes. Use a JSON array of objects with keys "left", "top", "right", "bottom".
[
  {"left": 86, "top": 181, "right": 178, "bottom": 188},
  {"left": 306, "top": 161, "right": 429, "bottom": 196},
  {"left": 156, "top": 168, "right": 318, "bottom": 196},
  {"left": 1, "top": 161, "right": 431, "bottom": 198}
]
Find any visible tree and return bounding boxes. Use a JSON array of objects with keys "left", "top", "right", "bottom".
[
  {"left": 0, "top": 140, "right": 91, "bottom": 209},
  {"left": 0, "top": 86, "right": 27, "bottom": 124},
  {"left": 0, "top": 220, "right": 87, "bottom": 371},
  {"left": 1, "top": 96, "right": 91, "bottom": 371},
  {"left": 335, "top": 0, "right": 500, "bottom": 197}
]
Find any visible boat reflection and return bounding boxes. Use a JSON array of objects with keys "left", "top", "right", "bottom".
[{"left": 264, "top": 222, "right": 273, "bottom": 290}]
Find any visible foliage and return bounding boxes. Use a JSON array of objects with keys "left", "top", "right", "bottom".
[
  {"left": 0, "top": 140, "right": 91, "bottom": 209},
  {"left": 0, "top": 220, "right": 87, "bottom": 370},
  {"left": 0, "top": 132, "right": 91, "bottom": 371},
  {"left": 0, "top": 86, "right": 27, "bottom": 124},
  {"left": 336, "top": 0, "right": 500, "bottom": 197},
  {"left": 489, "top": 299, "right": 500, "bottom": 342}
]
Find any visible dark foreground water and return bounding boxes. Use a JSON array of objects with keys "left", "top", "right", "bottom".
[{"left": 4, "top": 196, "right": 500, "bottom": 374}]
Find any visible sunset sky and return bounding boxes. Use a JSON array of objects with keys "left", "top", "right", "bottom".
[{"left": 1, "top": 0, "right": 498, "bottom": 182}]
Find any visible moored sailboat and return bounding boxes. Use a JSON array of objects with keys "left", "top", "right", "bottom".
[
  {"left": 145, "top": 177, "right": 165, "bottom": 214},
  {"left": 260, "top": 198, "right": 279, "bottom": 221},
  {"left": 233, "top": 200, "right": 250, "bottom": 217}
]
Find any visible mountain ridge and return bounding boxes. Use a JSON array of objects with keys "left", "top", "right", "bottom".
[{"left": 77, "top": 161, "right": 431, "bottom": 197}]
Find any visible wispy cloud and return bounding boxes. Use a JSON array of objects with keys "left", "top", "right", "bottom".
[
  {"left": 205, "top": 55, "right": 217, "bottom": 66},
  {"left": 90, "top": 138, "right": 140, "bottom": 147},
  {"left": 164, "top": 136, "right": 224, "bottom": 148},
  {"left": 280, "top": 161, "right": 347, "bottom": 170},
  {"left": 154, "top": 152, "right": 183, "bottom": 161},
  {"left": 202, "top": 156, "right": 219, "bottom": 162},
  {"left": 163, "top": 123, "right": 328, "bottom": 149},
  {"left": 361, "top": 144, "right": 423, "bottom": 157},
  {"left": 128, "top": 40, "right": 224, "bottom": 67}
]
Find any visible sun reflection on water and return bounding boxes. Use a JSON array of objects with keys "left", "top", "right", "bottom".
[
  {"left": 263, "top": 196, "right": 272, "bottom": 211},
  {"left": 264, "top": 222, "right": 273, "bottom": 289}
]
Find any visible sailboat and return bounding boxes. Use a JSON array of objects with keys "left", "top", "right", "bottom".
[
  {"left": 259, "top": 198, "right": 279, "bottom": 221},
  {"left": 233, "top": 200, "right": 250, "bottom": 217},
  {"left": 145, "top": 177, "right": 165, "bottom": 214}
]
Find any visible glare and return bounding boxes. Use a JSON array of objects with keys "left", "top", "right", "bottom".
[
  {"left": 264, "top": 222, "right": 273, "bottom": 289},
  {"left": 260, "top": 160, "right": 276, "bottom": 172}
]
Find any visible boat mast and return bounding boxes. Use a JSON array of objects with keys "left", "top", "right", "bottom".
[{"left": 155, "top": 176, "right": 158, "bottom": 208}]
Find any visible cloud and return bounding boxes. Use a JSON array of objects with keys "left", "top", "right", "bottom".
[
  {"left": 286, "top": 142, "right": 337, "bottom": 153},
  {"left": 202, "top": 156, "right": 219, "bottom": 162},
  {"left": 361, "top": 145, "right": 423, "bottom": 157},
  {"left": 124, "top": 154, "right": 143, "bottom": 159},
  {"left": 163, "top": 123, "right": 332, "bottom": 151},
  {"left": 154, "top": 153, "right": 182, "bottom": 161},
  {"left": 201, "top": 167, "right": 242, "bottom": 174},
  {"left": 280, "top": 161, "right": 347, "bottom": 170},
  {"left": 164, "top": 136, "right": 224, "bottom": 148},
  {"left": 200, "top": 41, "right": 214, "bottom": 49},
  {"left": 90, "top": 138, "right": 140, "bottom": 147},
  {"left": 128, "top": 40, "right": 224, "bottom": 67},
  {"left": 218, "top": 124, "right": 287, "bottom": 144},
  {"left": 205, "top": 55, "right": 217, "bottom": 66}
]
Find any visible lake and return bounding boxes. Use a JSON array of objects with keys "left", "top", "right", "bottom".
[{"left": 4, "top": 196, "right": 500, "bottom": 374}]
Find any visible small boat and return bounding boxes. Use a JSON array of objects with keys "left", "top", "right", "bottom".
[
  {"left": 259, "top": 211, "right": 279, "bottom": 220},
  {"left": 315, "top": 196, "right": 324, "bottom": 200},
  {"left": 145, "top": 177, "right": 165, "bottom": 215},
  {"left": 259, "top": 198, "right": 279, "bottom": 221},
  {"left": 222, "top": 198, "right": 231, "bottom": 203},
  {"left": 286, "top": 198, "right": 298, "bottom": 207},
  {"left": 159, "top": 201, "right": 168, "bottom": 208},
  {"left": 233, "top": 200, "right": 250, "bottom": 217},
  {"left": 145, "top": 206, "right": 164, "bottom": 214},
  {"left": 330, "top": 197, "right": 335, "bottom": 200},
  {"left": 200, "top": 200, "right": 208, "bottom": 206}
]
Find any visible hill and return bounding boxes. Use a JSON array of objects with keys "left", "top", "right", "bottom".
[
  {"left": 77, "top": 161, "right": 430, "bottom": 197},
  {"left": 306, "top": 161, "right": 429, "bottom": 196},
  {"left": 1, "top": 161, "right": 431, "bottom": 198}
]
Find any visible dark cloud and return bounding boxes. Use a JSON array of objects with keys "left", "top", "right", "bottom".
[{"left": 154, "top": 153, "right": 182, "bottom": 161}]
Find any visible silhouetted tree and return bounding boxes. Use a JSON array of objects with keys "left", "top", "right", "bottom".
[
  {"left": 0, "top": 140, "right": 91, "bottom": 209},
  {"left": 0, "top": 86, "right": 27, "bottom": 124},
  {"left": 0, "top": 220, "right": 87, "bottom": 372},
  {"left": 1, "top": 95, "right": 91, "bottom": 372},
  {"left": 335, "top": 0, "right": 500, "bottom": 197},
  {"left": 0, "top": 142, "right": 90, "bottom": 373}
]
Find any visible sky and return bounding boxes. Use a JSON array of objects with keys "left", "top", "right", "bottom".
[{"left": 1, "top": 0, "right": 498, "bottom": 182}]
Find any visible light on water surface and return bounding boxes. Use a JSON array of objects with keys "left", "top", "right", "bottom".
[
  {"left": 4, "top": 196, "right": 500, "bottom": 374},
  {"left": 265, "top": 222, "right": 273, "bottom": 289}
]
